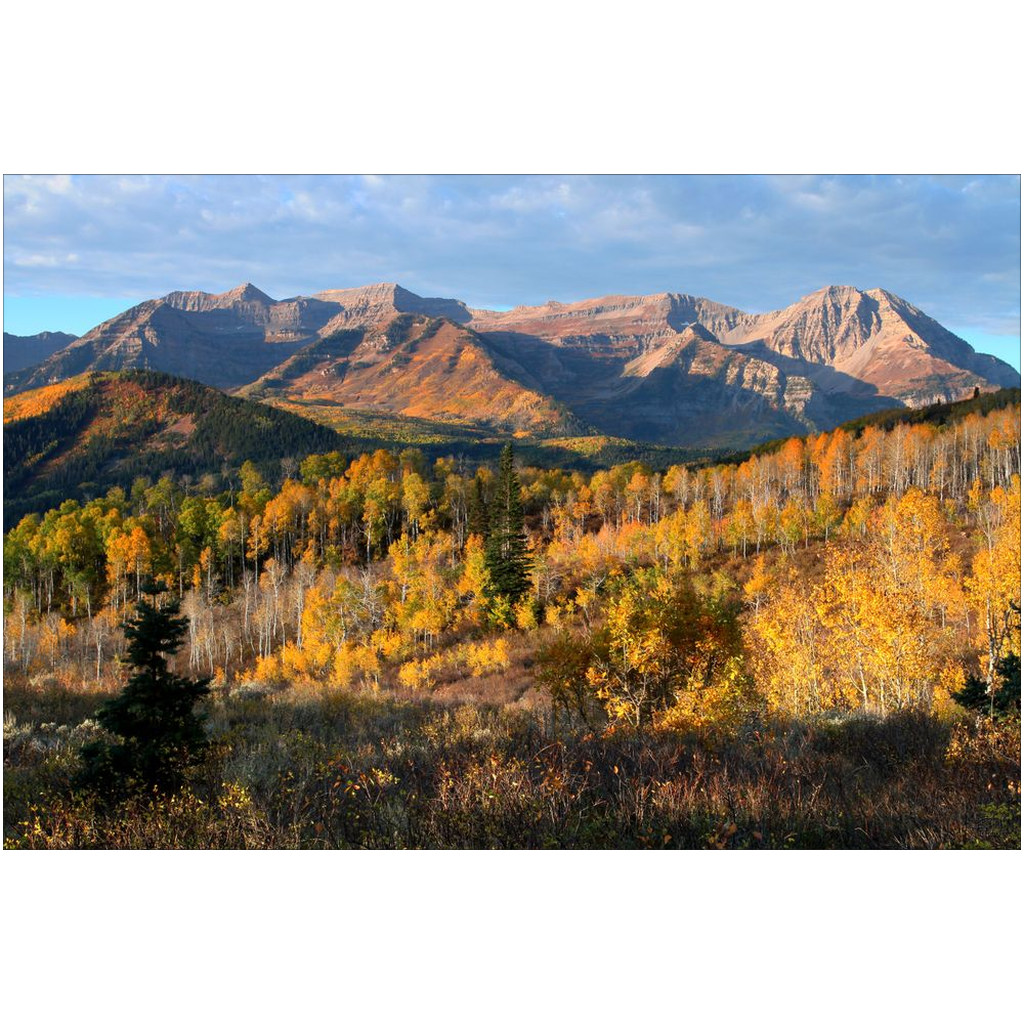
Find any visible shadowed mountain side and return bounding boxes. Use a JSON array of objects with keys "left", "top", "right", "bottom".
[
  {"left": 567, "top": 327, "right": 816, "bottom": 447},
  {"left": 241, "top": 328, "right": 368, "bottom": 391},
  {"left": 724, "top": 341, "right": 904, "bottom": 423},
  {"left": 582, "top": 365, "right": 808, "bottom": 447},
  {"left": 3, "top": 331, "right": 79, "bottom": 374},
  {"left": 469, "top": 291, "right": 750, "bottom": 357},
  {"left": 478, "top": 324, "right": 890, "bottom": 446},
  {"left": 4, "top": 298, "right": 312, "bottom": 393},
  {"left": 163, "top": 285, "right": 341, "bottom": 342}
]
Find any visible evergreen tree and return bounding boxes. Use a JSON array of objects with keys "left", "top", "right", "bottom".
[
  {"left": 78, "top": 580, "right": 210, "bottom": 792},
  {"left": 468, "top": 475, "right": 490, "bottom": 538},
  {"left": 953, "top": 653, "right": 1021, "bottom": 718},
  {"left": 484, "top": 443, "right": 531, "bottom": 607},
  {"left": 952, "top": 672, "right": 989, "bottom": 713},
  {"left": 992, "top": 652, "right": 1021, "bottom": 718}
]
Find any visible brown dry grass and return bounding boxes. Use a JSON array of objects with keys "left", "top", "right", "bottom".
[{"left": 4, "top": 674, "right": 1019, "bottom": 850}]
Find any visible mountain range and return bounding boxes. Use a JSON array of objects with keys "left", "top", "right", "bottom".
[{"left": 5, "top": 281, "right": 1019, "bottom": 448}]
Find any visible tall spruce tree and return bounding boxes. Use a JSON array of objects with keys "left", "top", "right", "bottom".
[
  {"left": 484, "top": 442, "right": 531, "bottom": 606},
  {"left": 467, "top": 474, "right": 490, "bottom": 538},
  {"left": 78, "top": 580, "right": 210, "bottom": 792}
]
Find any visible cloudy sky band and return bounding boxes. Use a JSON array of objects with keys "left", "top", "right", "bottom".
[{"left": 3, "top": 174, "right": 1020, "bottom": 367}]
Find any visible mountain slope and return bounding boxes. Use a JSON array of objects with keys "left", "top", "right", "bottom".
[
  {"left": 469, "top": 291, "right": 747, "bottom": 356},
  {"left": 2, "top": 285, "right": 330, "bottom": 393},
  {"left": 3, "top": 370, "right": 343, "bottom": 526},
  {"left": 243, "top": 313, "right": 581, "bottom": 435},
  {"left": 2, "top": 282, "right": 478, "bottom": 396},
  {"left": 3, "top": 331, "right": 78, "bottom": 373},
  {"left": 474, "top": 308, "right": 897, "bottom": 446},
  {"left": 573, "top": 324, "right": 815, "bottom": 446},
  {"left": 313, "top": 282, "right": 472, "bottom": 331},
  {"left": 715, "top": 285, "right": 1021, "bottom": 405},
  {"left": 466, "top": 284, "right": 1018, "bottom": 444}
]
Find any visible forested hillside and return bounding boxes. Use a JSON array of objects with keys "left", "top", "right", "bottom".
[
  {"left": 3, "top": 371, "right": 343, "bottom": 527},
  {"left": 740, "top": 386, "right": 1021, "bottom": 461},
  {"left": 4, "top": 390, "right": 1020, "bottom": 848}
]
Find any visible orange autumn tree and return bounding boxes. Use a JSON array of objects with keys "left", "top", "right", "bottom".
[{"left": 540, "top": 569, "right": 751, "bottom": 729}]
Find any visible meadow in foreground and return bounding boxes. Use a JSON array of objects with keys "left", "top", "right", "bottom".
[{"left": 4, "top": 672, "right": 1019, "bottom": 850}]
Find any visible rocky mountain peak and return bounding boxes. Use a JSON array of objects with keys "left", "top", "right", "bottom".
[
  {"left": 311, "top": 283, "right": 471, "bottom": 328},
  {"left": 313, "top": 282, "right": 400, "bottom": 305},
  {"left": 805, "top": 284, "right": 863, "bottom": 300},
  {"left": 223, "top": 282, "right": 274, "bottom": 304},
  {"left": 164, "top": 282, "right": 274, "bottom": 312},
  {"left": 677, "top": 322, "right": 720, "bottom": 344}
]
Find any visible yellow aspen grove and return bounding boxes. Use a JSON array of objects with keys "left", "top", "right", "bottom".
[
  {"left": 748, "top": 572, "right": 830, "bottom": 714},
  {"left": 401, "top": 472, "right": 432, "bottom": 538},
  {"left": 966, "top": 476, "right": 1022, "bottom": 687},
  {"left": 683, "top": 499, "right": 712, "bottom": 567},
  {"left": 742, "top": 555, "right": 774, "bottom": 613},
  {"left": 726, "top": 498, "right": 756, "bottom": 557},
  {"left": 3, "top": 394, "right": 1020, "bottom": 732},
  {"left": 778, "top": 436, "right": 806, "bottom": 496}
]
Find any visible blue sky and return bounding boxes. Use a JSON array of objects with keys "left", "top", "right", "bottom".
[{"left": 3, "top": 174, "right": 1020, "bottom": 369}]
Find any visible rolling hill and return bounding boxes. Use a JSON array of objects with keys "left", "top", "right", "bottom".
[{"left": 2, "top": 370, "right": 344, "bottom": 526}]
